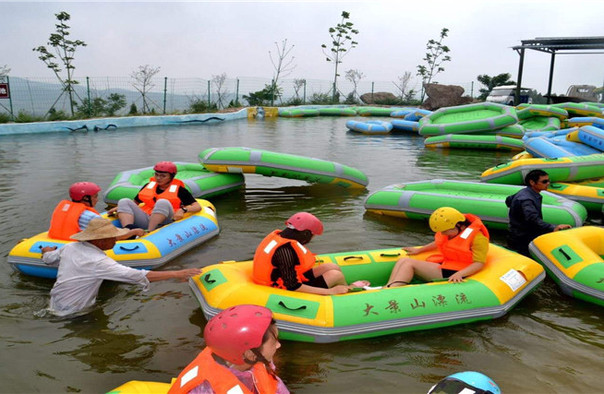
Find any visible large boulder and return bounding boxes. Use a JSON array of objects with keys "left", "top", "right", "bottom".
[
  {"left": 423, "top": 83, "right": 473, "bottom": 110},
  {"left": 360, "top": 92, "right": 398, "bottom": 105}
]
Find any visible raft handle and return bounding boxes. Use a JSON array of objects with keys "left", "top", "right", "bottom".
[
  {"left": 203, "top": 273, "right": 216, "bottom": 284},
  {"left": 379, "top": 253, "right": 401, "bottom": 257},
  {"left": 344, "top": 256, "right": 364, "bottom": 261},
  {"left": 558, "top": 248, "right": 572, "bottom": 261},
  {"left": 118, "top": 245, "right": 140, "bottom": 252},
  {"left": 278, "top": 301, "right": 307, "bottom": 311}
]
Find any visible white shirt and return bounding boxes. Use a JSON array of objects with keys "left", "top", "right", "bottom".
[{"left": 42, "top": 242, "right": 150, "bottom": 316}]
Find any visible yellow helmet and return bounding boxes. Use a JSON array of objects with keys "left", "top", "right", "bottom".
[{"left": 429, "top": 207, "right": 465, "bottom": 233}]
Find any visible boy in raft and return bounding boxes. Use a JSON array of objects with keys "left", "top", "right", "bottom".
[
  {"left": 48, "top": 182, "right": 143, "bottom": 241},
  {"left": 386, "top": 207, "right": 489, "bottom": 287},
  {"left": 253, "top": 212, "right": 368, "bottom": 295},
  {"left": 169, "top": 304, "right": 289, "bottom": 394},
  {"left": 108, "top": 161, "right": 201, "bottom": 232}
]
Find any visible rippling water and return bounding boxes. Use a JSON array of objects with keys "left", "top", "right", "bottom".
[{"left": 1, "top": 117, "right": 602, "bottom": 393}]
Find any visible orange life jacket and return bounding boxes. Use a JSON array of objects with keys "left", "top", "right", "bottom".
[
  {"left": 430, "top": 214, "right": 489, "bottom": 271},
  {"left": 48, "top": 200, "right": 99, "bottom": 240},
  {"left": 168, "top": 347, "right": 278, "bottom": 394},
  {"left": 137, "top": 177, "right": 185, "bottom": 214},
  {"left": 253, "top": 230, "right": 316, "bottom": 288}
]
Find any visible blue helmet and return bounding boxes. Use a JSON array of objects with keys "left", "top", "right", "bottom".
[{"left": 428, "top": 371, "right": 500, "bottom": 394}]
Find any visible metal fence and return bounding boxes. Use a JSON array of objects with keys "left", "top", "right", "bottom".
[{"left": 0, "top": 75, "right": 476, "bottom": 119}]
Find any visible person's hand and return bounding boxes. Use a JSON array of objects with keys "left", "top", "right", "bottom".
[
  {"left": 106, "top": 207, "right": 118, "bottom": 216},
  {"left": 173, "top": 209, "right": 185, "bottom": 221},
  {"left": 448, "top": 272, "right": 465, "bottom": 283},
  {"left": 41, "top": 246, "right": 57, "bottom": 254},
  {"left": 554, "top": 224, "right": 571, "bottom": 231},
  {"left": 131, "top": 228, "right": 146, "bottom": 238},
  {"left": 402, "top": 246, "right": 419, "bottom": 255},
  {"left": 176, "top": 268, "right": 202, "bottom": 281},
  {"left": 330, "top": 285, "right": 350, "bottom": 295}
]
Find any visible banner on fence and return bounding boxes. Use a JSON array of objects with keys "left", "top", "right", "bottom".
[{"left": 0, "top": 76, "right": 9, "bottom": 99}]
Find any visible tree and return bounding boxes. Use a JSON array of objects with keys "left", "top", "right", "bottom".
[
  {"left": 476, "top": 73, "right": 516, "bottom": 100},
  {"left": 243, "top": 84, "right": 282, "bottom": 106},
  {"left": 269, "top": 39, "right": 296, "bottom": 106},
  {"left": 131, "top": 65, "right": 161, "bottom": 114},
  {"left": 33, "top": 11, "right": 87, "bottom": 117},
  {"left": 417, "top": 28, "right": 451, "bottom": 102},
  {"left": 212, "top": 73, "right": 228, "bottom": 109},
  {"left": 345, "top": 69, "right": 364, "bottom": 101},
  {"left": 0, "top": 65, "right": 10, "bottom": 77},
  {"left": 76, "top": 93, "right": 126, "bottom": 117},
  {"left": 393, "top": 71, "right": 413, "bottom": 100},
  {"left": 293, "top": 78, "right": 306, "bottom": 102},
  {"left": 321, "top": 11, "right": 359, "bottom": 101}
]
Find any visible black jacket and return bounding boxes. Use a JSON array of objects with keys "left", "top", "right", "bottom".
[{"left": 506, "top": 187, "right": 555, "bottom": 244}]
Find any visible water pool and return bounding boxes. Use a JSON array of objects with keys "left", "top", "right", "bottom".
[{"left": 0, "top": 116, "right": 602, "bottom": 392}]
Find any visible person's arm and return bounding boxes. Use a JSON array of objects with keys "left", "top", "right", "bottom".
[
  {"left": 448, "top": 234, "right": 489, "bottom": 283},
  {"left": 116, "top": 228, "right": 145, "bottom": 240},
  {"left": 403, "top": 241, "right": 437, "bottom": 255},
  {"left": 41, "top": 246, "right": 60, "bottom": 266},
  {"left": 146, "top": 268, "right": 201, "bottom": 282},
  {"left": 173, "top": 188, "right": 201, "bottom": 220},
  {"left": 448, "top": 262, "right": 484, "bottom": 283},
  {"left": 296, "top": 283, "right": 349, "bottom": 295}
]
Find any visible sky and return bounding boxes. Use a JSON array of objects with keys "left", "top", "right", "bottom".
[{"left": 2, "top": 0, "right": 604, "bottom": 95}]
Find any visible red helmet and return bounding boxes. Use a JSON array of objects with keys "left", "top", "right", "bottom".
[
  {"left": 153, "top": 161, "right": 177, "bottom": 174},
  {"left": 69, "top": 182, "right": 101, "bottom": 201},
  {"left": 204, "top": 305, "right": 273, "bottom": 365},
  {"left": 286, "top": 212, "right": 324, "bottom": 235}
]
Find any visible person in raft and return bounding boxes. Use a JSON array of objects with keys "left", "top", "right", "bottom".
[
  {"left": 41, "top": 218, "right": 201, "bottom": 317},
  {"left": 386, "top": 207, "right": 489, "bottom": 288},
  {"left": 168, "top": 304, "right": 289, "bottom": 394},
  {"left": 252, "top": 212, "right": 368, "bottom": 295},
  {"left": 108, "top": 161, "right": 201, "bottom": 232},
  {"left": 47, "top": 182, "right": 143, "bottom": 241}
]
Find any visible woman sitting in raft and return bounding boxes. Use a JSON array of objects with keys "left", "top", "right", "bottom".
[
  {"left": 386, "top": 207, "right": 489, "bottom": 287},
  {"left": 253, "top": 212, "right": 368, "bottom": 295}
]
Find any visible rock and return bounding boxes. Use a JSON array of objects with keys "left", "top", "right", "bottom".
[
  {"left": 360, "top": 92, "right": 398, "bottom": 105},
  {"left": 423, "top": 83, "right": 474, "bottom": 110}
]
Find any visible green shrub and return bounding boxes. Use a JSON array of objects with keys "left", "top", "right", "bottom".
[
  {"left": 188, "top": 99, "right": 218, "bottom": 113},
  {"left": 15, "top": 111, "right": 44, "bottom": 123},
  {"left": 0, "top": 112, "right": 11, "bottom": 123},
  {"left": 309, "top": 92, "right": 340, "bottom": 105},
  {"left": 129, "top": 103, "right": 138, "bottom": 115},
  {"left": 47, "top": 108, "right": 69, "bottom": 121}
]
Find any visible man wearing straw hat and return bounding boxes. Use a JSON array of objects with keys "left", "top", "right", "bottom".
[{"left": 41, "top": 218, "right": 201, "bottom": 317}]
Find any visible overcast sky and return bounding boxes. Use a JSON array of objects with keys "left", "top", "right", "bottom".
[{"left": 2, "top": 0, "right": 604, "bottom": 95}]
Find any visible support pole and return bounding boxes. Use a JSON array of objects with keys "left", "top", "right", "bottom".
[
  {"left": 515, "top": 48, "right": 525, "bottom": 106},
  {"left": 546, "top": 52, "right": 556, "bottom": 104},
  {"left": 163, "top": 77, "right": 167, "bottom": 114}
]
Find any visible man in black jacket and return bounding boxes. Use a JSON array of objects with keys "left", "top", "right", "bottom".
[{"left": 505, "top": 169, "right": 571, "bottom": 256}]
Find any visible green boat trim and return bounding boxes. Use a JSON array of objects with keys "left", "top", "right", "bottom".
[
  {"left": 199, "top": 147, "right": 368, "bottom": 188},
  {"left": 516, "top": 104, "right": 569, "bottom": 120},
  {"left": 419, "top": 102, "right": 518, "bottom": 136},
  {"left": 364, "top": 179, "right": 586, "bottom": 229},
  {"left": 356, "top": 107, "right": 399, "bottom": 117},
  {"left": 424, "top": 134, "right": 524, "bottom": 151},
  {"left": 103, "top": 162, "right": 244, "bottom": 204},
  {"left": 317, "top": 107, "right": 357, "bottom": 116}
]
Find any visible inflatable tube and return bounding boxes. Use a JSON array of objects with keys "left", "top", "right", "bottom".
[
  {"left": 516, "top": 104, "right": 568, "bottom": 120},
  {"left": 424, "top": 134, "right": 524, "bottom": 151},
  {"left": 529, "top": 226, "right": 604, "bottom": 306},
  {"left": 565, "top": 117, "right": 604, "bottom": 130},
  {"left": 512, "top": 151, "right": 534, "bottom": 160},
  {"left": 519, "top": 116, "right": 561, "bottom": 132},
  {"left": 418, "top": 102, "right": 518, "bottom": 136},
  {"left": 577, "top": 125, "right": 604, "bottom": 152},
  {"left": 488, "top": 123, "right": 525, "bottom": 139},
  {"left": 108, "top": 380, "right": 171, "bottom": 393},
  {"left": 480, "top": 154, "right": 604, "bottom": 184},
  {"left": 549, "top": 135, "right": 601, "bottom": 156},
  {"left": 390, "top": 108, "right": 416, "bottom": 118},
  {"left": 568, "top": 177, "right": 604, "bottom": 188},
  {"left": 279, "top": 108, "right": 320, "bottom": 117},
  {"left": 356, "top": 107, "right": 397, "bottom": 117},
  {"left": 547, "top": 182, "right": 604, "bottom": 212},
  {"left": 524, "top": 137, "right": 576, "bottom": 158},
  {"left": 103, "top": 162, "right": 244, "bottom": 205},
  {"left": 7, "top": 200, "right": 220, "bottom": 279},
  {"left": 318, "top": 107, "right": 357, "bottom": 116},
  {"left": 552, "top": 102, "right": 603, "bottom": 117},
  {"left": 345, "top": 120, "right": 393, "bottom": 134},
  {"left": 199, "top": 147, "right": 368, "bottom": 188},
  {"left": 390, "top": 119, "right": 419, "bottom": 132},
  {"left": 403, "top": 109, "right": 432, "bottom": 121},
  {"left": 190, "top": 244, "right": 544, "bottom": 343},
  {"left": 363, "top": 179, "right": 586, "bottom": 229}
]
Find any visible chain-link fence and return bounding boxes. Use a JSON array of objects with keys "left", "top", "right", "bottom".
[{"left": 0, "top": 75, "right": 476, "bottom": 119}]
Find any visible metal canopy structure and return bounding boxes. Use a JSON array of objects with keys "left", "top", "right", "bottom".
[{"left": 511, "top": 36, "right": 604, "bottom": 104}]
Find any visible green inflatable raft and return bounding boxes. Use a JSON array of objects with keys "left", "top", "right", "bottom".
[
  {"left": 424, "top": 134, "right": 524, "bottom": 151},
  {"left": 103, "top": 162, "right": 244, "bottom": 204},
  {"left": 364, "top": 179, "right": 586, "bottom": 229},
  {"left": 419, "top": 102, "right": 518, "bottom": 136},
  {"left": 199, "top": 147, "right": 368, "bottom": 188}
]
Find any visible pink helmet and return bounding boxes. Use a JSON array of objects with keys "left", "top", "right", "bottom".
[
  {"left": 204, "top": 305, "right": 273, "bottom": 365},
  {"left": 69, "top": 182, "right": 101, "bottom": 201},
  {"left": 153, "top": 161, "right": 177, "bottom": 174},
  {"left": 286, "top": 212, "right": 324, "bottom": 235}
]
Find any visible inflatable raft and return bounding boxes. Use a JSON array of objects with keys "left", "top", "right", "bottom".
[
  {"left": 516, "top": 104, "right": 568, "bottom": 120},
  {"left": 318, "top": 107, "right": 357, "bottom": 116},
  {"left": 480, "top": 154, "right": 604, "bottom": 184},
  {"left": 363, "top": 179, "right": 586, "bottom": 229},
  {"left": 546, "top": 182, "right": 604, "bottom": 212},
  {"left": 103, "top": 162, "right": 244, "bottom": 204},
  {"left": 356, "top": 107, "right": 397, "bottom": 117},
  {"left": 189, "top": 244, "right": 544, "bottom": 343},
  {"left": 529, "top": 226, "right": 604, "bottom": 306},
  {"left": 346, "top": 120, "right": 393, "bottom": 134},
  {"left": 108, "top": 380, "right": 171, "bottom": 393},
  {"left": 424, "top": 134, "right": 524, "bottom": 151},
  {"left": 279, "top": 108, "right": 320, "bottom": 117},
  {"left": 519, "top": 116, "right": 561, "bottom": 132},
  {"left": 7, "top": 200, "right": 219, "bottom": 279},
  {"left": 418, "top": 102, "right": 518, "bottom": 136},
  {"left": 553, "top": 102, "right": 602, "bottom": 118},
  {"left": 199, "top": 147, "right": 368, "bottom": 188},
  {"left": 391, "top": 119, "right": 420, "bottom": 133}
]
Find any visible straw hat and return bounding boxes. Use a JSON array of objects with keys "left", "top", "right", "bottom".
[{"left": 70, "top": 218, "right": 130, "bottom": 241}]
